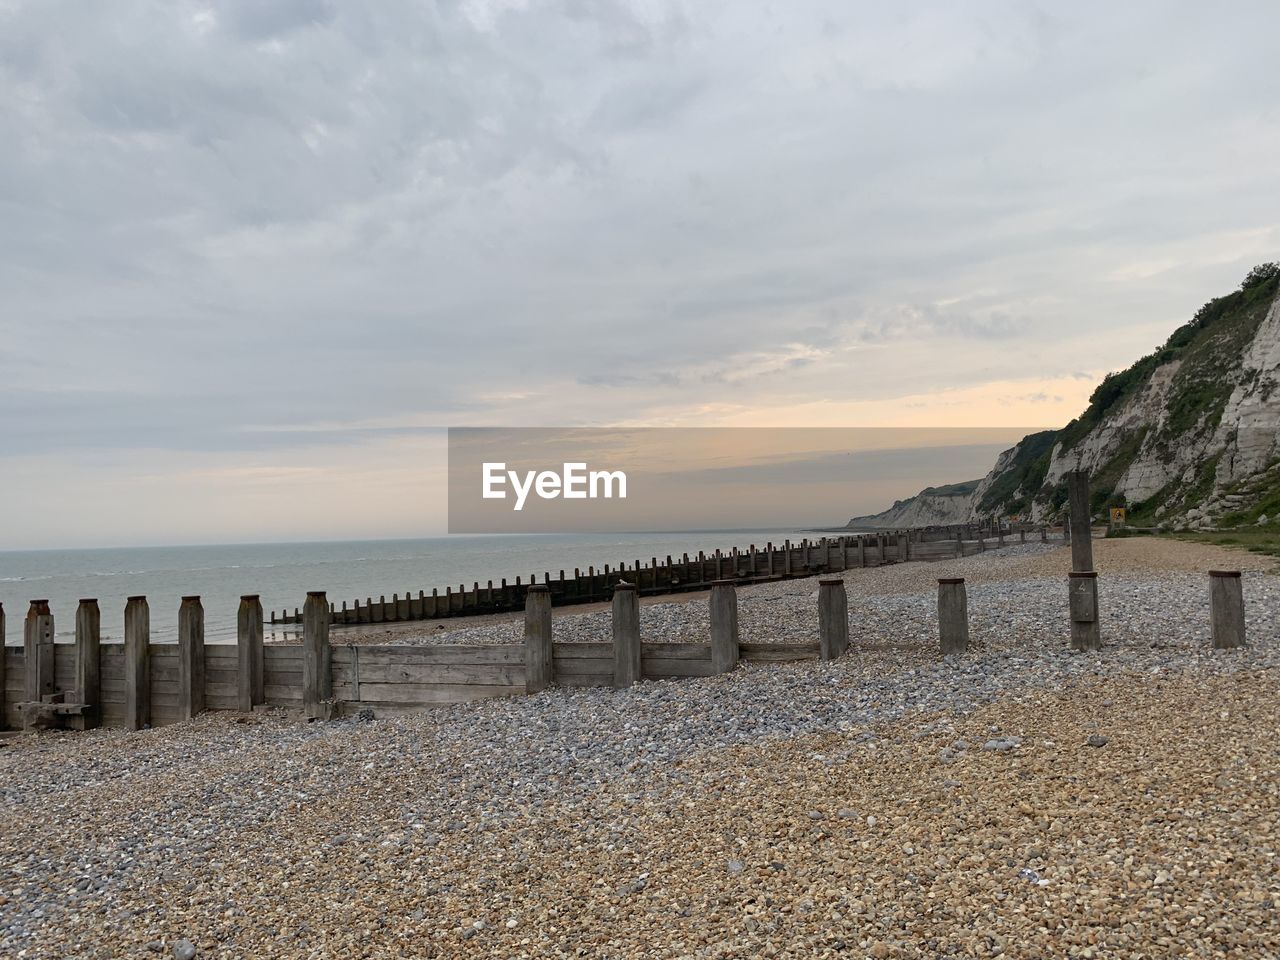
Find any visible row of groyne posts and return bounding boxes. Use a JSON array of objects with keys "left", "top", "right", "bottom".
[
  {"left": 0, "top": 476, "right": 1250, "bottom": 733},
  {"left": 265, "top": 522, "right": 1048, "bottom": 628},
  {"left": 0, "top": 596, "right": 265, "bottom": 732},
  {"left": 1053, "top": 470, "right": 1246, "bottom": 653}
]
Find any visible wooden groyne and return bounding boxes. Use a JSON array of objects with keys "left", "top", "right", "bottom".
[
  {"left": 268, "top": 523, "right": 1036, "bottom": 628},
  {"left": 13, "top": 515, "right": 1191, "bottom": 734}
]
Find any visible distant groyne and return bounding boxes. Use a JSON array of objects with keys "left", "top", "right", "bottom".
[{"left": 267, "top": 522, "right": 1026, "bottom": 628}]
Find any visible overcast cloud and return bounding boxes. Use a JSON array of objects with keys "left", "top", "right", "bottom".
[{"left": 2, "top": 1, "right": 1279, "bottom": 546}]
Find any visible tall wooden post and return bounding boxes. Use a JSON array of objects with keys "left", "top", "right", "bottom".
[
  {"left": 75, "top": 599, "right": 101, "bottom": 728},
  {"left": 817, "top": 578, "right": 849, "bottom": 660},
  {"left": 124, "top": 596, "right": 150, "bottom": 731},
  {"left": 237, "top": 595, "right": 264, "bottom": 711},
  {"left": 1209, "top": 571, "right": 1245, "bottom": 649},
  {"left": 302, "top": 591, "right": 333, "bottom": 719},
  {"left": 177, "top": 596, "right": 206, "bottom": 721},
  {"left": 0, "top": 602, "right": 6, "bottom": 729},
  {"left": 524, "top": 584, "right": 553, "bottom": 693},
  {"left": 1068, "top": 572, "right": 1101, "bottom": 651},
  {"left": 709, "top": 580, "right": 739, "bottom": 674},
  {"left": 1066, "top": 471, "right": 1100, "bottom": 650},
  {"left": 24, "top": 600, "right": 54, "bottom": 703},
  {"left": 612, "top": 582, "right": 641, "bottom": 689},
  {"left": 937, "top": 578, "right": 968, "bottom": 655},
  {"left": 1068, "top": 470, "right": 1094, "bottom": 571}
]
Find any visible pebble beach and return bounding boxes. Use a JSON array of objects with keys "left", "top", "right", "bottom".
[{"left": 1, "top": 537, "right": 1278, "bottom": 958}]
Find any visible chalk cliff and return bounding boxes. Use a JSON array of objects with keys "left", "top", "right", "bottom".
[{"left": 860, "top": 265, "right": 1280, "bottom": 529}]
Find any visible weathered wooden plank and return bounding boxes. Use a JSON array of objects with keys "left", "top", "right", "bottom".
[
  {"left": 330, "top": 661, "right": 526, "bottom": 686},
  {"left": 642, "top": 659, "right": 719, "bottom": 679},
  {"left": 552, "top": 658, "right": 615, "bottom": 676},
  {"left": 641, "top": 642, "right": 712, "bottom": 660},
  {"left": 551, "top": 642, "right": 614, "bottom": 658},
  {"left": 340, "top": 645, "right": 525, "bottom": 665},
  {"left": 263, "top": 684, "right": 303, "bottom": 702},
  {"left": 555, "top": 673, "right": 614, "bottom": 688},
  {"left": 263, "top": 646, "right": 304, "bottom": 663},
  {"left": 342, "top": 682, "right": 524, "bottom": 703},
  {"left": 740, "top": 642, "right": 819, "bottom": 662}
]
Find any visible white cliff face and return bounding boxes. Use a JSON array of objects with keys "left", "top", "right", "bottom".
[
  {"left": 847, "top": 491, "right": 975, "bottom": 528},
  {"left": 1039, "top": 359, "right": 1183, "bottom": 502},
  {"left": 1029, "top": 287, "right": 1280, "bottom": 525},
  {"left": 1214, "top": 292, "right": 1280, "bottom": 486},
  {"left": 854, "top": 285, "right": 1280, "bottom": 528}
]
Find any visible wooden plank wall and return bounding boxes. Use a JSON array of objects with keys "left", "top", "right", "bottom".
[
  {"left": 263, "top": 645, "right": 303, "bottom": 711},
  {"left": 331, "top": 644, "right": 525, "bottom": 717},
  {"left": 1, "top": 521, "right": 1032, "bottom": 731},
  {"left": 100, "top": 645, "right": 127, "bottom": 727},
  {"left": 3, "top": 647, "right": 22, "bottom": 729}
]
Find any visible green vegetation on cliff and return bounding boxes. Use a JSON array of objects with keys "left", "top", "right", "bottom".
[{"left": 986, "top": 264, "right": 1280, "bottom": 522}]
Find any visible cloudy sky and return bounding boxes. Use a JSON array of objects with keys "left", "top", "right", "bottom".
[{"left": 2, "top": 1, "right": 1278, "bottom": 548}]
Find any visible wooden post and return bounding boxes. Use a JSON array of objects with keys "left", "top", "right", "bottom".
[
  {"left": 24, "top": 600, "right": 55, "bottom": 704},
  {"left": 1068, "top": 470, "right": 1094, "bottom": 571},
  {"left": 1068, "top": 571, "right": 1101, "bottom": 651},
  {"left": 75, "top": 599, "right": 101, "bottom": 727},
  {"left": 237, "top": 595, "right": 264, "bottom": 711},
  {"left": 1040, "top": 525, "right": 1047, "bottom": 542},
  {"left": 709, "top": 580, "right": 739, "bottom": 674},
  {"left": 937, "top": 578, "right": 968, "bottom": 655},
  {"left": 612, "top": 582, "right": 641, "bottom": 689},
  {"left": 817, "top": 578, "right": 849, "bottom": 661},
  {"left": 177, "top": 596, "right": 206, "bottom": 721},
  {"left": 302, "top": 592, "right": 334, "bottom": 719},
  {"left": 858, "top": 536, "right": 867, "bottom": 567},
  {"left": 0, "top": 603, "right": 6, "bottom": 729},
  {"left": 524, "top": 584, "right": 553, "bottom": 693},
  {"left": 1209, "top": 571, "right": 1245, "bottom": 649},
  {"left": 124, "top": 596, "right": 150, "bottom": 731}
]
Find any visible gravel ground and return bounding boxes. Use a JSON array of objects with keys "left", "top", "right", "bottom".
[{"left": 0, "top": 539, "right": 1276, "bottom": 958}]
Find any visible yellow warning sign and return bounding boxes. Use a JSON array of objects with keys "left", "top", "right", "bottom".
[{"left": 1109, "top": 507, "right": 1126, "bottom": 525}]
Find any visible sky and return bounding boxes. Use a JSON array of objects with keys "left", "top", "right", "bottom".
[{"left": 2, "top": 1, "right": 1279, "bottom": 548}]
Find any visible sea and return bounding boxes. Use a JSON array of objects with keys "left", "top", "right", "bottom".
[{"left": 0, "top": 530, "right": 810, "bottom": 644}]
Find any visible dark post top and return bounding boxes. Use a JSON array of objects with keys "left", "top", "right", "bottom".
[
  {"left": 710, "top": 579, "right": 737, "bottom": 586},
  {"left": 818, "top": 577, "right": 844, "bottom": 586},
  {"left": 79, "top": 598, "right": 99, "bottom": 604},
  {"left": 1067, "top": 469, "right": 1094, "bottom": 572},
  {"left": 1208, "top": 570, "right": 1242, "bottom": 578},
  {"left": 241, "top": 594, "right": 260, "bottom": 601},
  {"left": 306, "top": 591, "right": 326, "bottom": 598},
  {"left": 937, "top": 577, "right": 965, "bottom": 585},
  {"left": 127, "top": 595, "right": 147, "bottom": 602},
  {"left": 527, "top": 583, "right": 550, "bottom": 593},
  {"left": 1067, "top": 570, "right": 1098, "bottom": 578},
  {"left": 181, "top": 595, "right": 200, "bottom": 602}
]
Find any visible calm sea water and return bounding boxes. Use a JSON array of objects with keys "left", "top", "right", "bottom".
[{"left": 0, "top": 530, "right": 805, "bottom": 644}]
